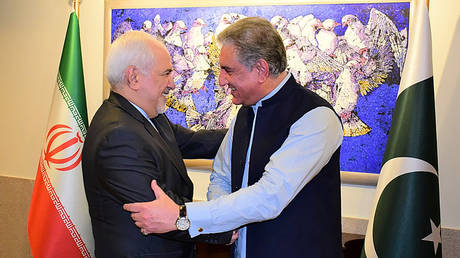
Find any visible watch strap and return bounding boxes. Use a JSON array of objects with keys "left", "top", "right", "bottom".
[{"left": 179, "top": 204, "right": 187, "bottom": 218}]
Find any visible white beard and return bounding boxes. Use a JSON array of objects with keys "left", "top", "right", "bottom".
[{"left": 156, "top": 97, "right": 167, "bottom": 114}]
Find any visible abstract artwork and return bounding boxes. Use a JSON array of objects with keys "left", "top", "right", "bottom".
[{"left": 110, "top": 2, "right": 410, "bottom": 174}]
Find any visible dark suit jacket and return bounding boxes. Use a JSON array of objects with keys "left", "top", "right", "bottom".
[{"left": 82, "top": 92, "right": 231, "bottom": 258}]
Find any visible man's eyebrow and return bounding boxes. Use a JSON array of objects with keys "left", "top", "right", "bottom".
[{"left": 160, "top": 68, "right": 173, "bottom": 75}]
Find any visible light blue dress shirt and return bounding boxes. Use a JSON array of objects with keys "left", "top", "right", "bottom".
[
  {"left": 128, "top": 101, "right": 158, "bottom": 131},
  {"left": 186, "top": 73, "right": 343, "bottom": 258}
]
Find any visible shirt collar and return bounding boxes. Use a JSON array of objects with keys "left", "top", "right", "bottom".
[{"left": 128, "top": 101, "right": 157, "bottom": 129}]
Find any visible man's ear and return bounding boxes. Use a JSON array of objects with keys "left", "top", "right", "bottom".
[
  {"left": 125, "top": 66, "right": 140, "bottom": 90},
  {"left": 254, "top": 59, "right": 270, "bottom": 82}
]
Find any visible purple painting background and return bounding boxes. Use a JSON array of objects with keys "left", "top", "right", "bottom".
[{"left": 111, "top": 2, "right": 410, "bottom": 174}]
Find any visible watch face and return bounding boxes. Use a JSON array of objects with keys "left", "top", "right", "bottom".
[{"left": 176, "top": 217, "right": 190, "bottom": 231}]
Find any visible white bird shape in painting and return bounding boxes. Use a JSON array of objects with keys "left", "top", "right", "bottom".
[
  {"left": 270, "top": 15, "right": 286, "bottom": 29},
  {"left": 141, "top": 20, "right": 153, "bottom": 34},
  {"left": 184, "top": 18, "right": 206, "bottom": 54},
  {"left": 293, "top": 14, "right": 314, "bottom": 33},
  {"left": 271, "top": 15, "right": 291, "bottom": 46},
  {"left": 165, "top": 20, "right": 187, "bottom": 47},
  {"left": 287, "top": 17, "right": 303, "bottom": 39},
  {"left": 325, "top": 9, "right": 407, "bottom": 137},
  {"left": 301, "top": 17, "right": 323, "bottom": 47},
  {"left": 183, "top": 18, "right": 210, "bottom": 92},
  {"left": 286, "top": 44, "right": 312, "bottom": 86},
  {"left": 215, "top": 14, "right": 232, "bottom": 37},
  {"left": 333, "top": 60, "right": 370, "bottom": 136},
  {"left": 167, "top": 21, "right": 192, "bottom": 74},
  {"left": 316, "top": 19, "right": 340, "bottom": 57},
  {"left": 151, "top": 14, "right": 168, "bottom": 37},
  {"left": 194, "top": 55, "right": 211, "bottom": 71},
  {"left": 341, "top": 14, "right": 370, "bottom": 54},
  {"left": 298, "top": 17, "right": 328, "bottom": 65},
  {"left": 183, "top": 70, "right": 208, "bottom": 93},
  {"left": 366, "top": 8, "right": 407, "bottom": 73}
]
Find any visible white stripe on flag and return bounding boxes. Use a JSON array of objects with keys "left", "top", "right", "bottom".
[{"left": 397, "top": 0, "right": 433, "bottom": 96}]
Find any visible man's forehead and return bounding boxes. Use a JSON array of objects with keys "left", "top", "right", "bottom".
[
  {"left": 219, "top": 44, "right": 240, "bottom": 65},
  {"left": 152, "top": 46, "right": 172, "bottom": 70},
  {"left": 220, "top": 44, "right": 238, "bottom": 55}
]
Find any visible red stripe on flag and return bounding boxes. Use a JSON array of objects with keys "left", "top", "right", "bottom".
[{"left": 28, "top": 159, "right": 90, "bottom": 258}]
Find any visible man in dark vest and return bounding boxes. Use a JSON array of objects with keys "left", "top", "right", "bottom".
[{"left": 124, "top": 17, "right": 344, "bottom": 258}]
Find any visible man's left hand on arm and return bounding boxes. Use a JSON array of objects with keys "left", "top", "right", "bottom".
[{"left": 123, "top": 180, "right": 179, "bottom": 234}]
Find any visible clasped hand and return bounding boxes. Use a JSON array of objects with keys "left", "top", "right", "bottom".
[
  {"left": 123, "top": 180, "right": 179, "bottom": 234},
  {"left": 123, "top": 180, "right": 239, "bottom": 245}
]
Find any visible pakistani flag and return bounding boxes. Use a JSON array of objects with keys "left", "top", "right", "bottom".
[
  {"left": 361, "top": 1, "right": 441, "bottom": 257},
  {"left": 27, "top": 12, "right": 94, "bottom": 257}
]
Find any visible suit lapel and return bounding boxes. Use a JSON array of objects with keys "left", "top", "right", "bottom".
[
  {"left": 109, "top": 92, "right": 192, "bottom": 185},
  {"left": 149, "top": 116, "right": 193, "bottom": 186}
]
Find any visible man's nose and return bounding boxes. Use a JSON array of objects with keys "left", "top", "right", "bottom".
[
  {"left": 168, "top": 74, "right": 176, "bottom": 89},
  {"left": 218, "top": 71, "right": 228, "bottom": 87}
]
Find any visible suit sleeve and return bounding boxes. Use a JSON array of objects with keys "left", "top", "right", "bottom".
[
  {"left": 96, "top": 127, "right": 232, "bottom": 244},
  {"left": 169, "top": 122, "right": 227, "bottom": 159},
  {"left": 97, "top": 128, "right": 162, "bottom": 203}
]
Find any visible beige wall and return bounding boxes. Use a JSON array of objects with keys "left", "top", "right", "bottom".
[
  {"left": 430, "top": 0, "right": 460, "bottom": 231},
  {"left": 0, "top": 0, "right": 459, "bottom": 246},
  {"left": 0, "top": 0, "right": 104, "bottom": 178}
]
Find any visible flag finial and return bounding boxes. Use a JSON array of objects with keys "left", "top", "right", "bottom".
[{"left": 73, "top": 0, "right": 81, "bottom": 18}]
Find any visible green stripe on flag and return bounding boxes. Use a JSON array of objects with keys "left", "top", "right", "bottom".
[
  {"left": 383, "top": 77, "right": 437, "bottom": 171},
  {"left": 58, "top": 12, "right": 88, "bottom": 130}
]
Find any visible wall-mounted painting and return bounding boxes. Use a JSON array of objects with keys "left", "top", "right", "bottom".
[{"left": 105, "top": 0, "right": 411, "bottom": 185}]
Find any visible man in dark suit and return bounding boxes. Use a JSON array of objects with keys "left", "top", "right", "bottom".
[{"left": 82, "top": 30, "right": 232, "bottom": 258}]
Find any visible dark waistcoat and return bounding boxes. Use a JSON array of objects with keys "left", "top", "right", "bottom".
[{"left": 231, "top": 77, "right": 343, "bottom": 258}]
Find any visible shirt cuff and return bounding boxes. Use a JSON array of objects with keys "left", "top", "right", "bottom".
[{"left": 185, "top": 201, "right": 213, "bottom": 237}]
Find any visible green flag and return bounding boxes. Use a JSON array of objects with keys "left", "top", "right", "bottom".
[{"left": 361, "top": 1, "right": 441, "bottom": 257}]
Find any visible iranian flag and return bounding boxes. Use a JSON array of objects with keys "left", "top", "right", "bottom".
[
  {"left": 27, "top": 12, "right": 94, "bottom": 258},
  {"left": 361, "top": 1, "right": 441, "bottom": 257}
]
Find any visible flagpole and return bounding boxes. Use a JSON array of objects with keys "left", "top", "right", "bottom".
[{"left": 73, "top": 0, "right": 80, "bottom": 18}]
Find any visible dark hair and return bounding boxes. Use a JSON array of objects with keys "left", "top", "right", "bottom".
[{"left": 217, "top": 17, "right": 287, "bottom": 75}]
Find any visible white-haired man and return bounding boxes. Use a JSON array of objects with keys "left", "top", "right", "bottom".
[{"left": 82, "top": 30, "right": 233, "bottom": 258}]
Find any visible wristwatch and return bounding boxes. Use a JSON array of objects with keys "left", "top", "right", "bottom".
[{"left": 175, "top": 205, "right": 191, "bottom": 231}]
